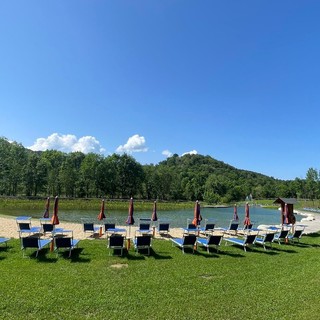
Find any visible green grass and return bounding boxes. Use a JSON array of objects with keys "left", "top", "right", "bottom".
[
  {"left": 1, "top": 197, "right": 319, "bottom": 212},
  {"left": 0, "top": 198, "right": 194, "bottom": 211},
  {"left": 1, "top": 234, "right": 320, "bottom": 319}
]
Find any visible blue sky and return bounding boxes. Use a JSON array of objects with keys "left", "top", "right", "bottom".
[{"left": 1, "top": 1, "right": 320, "bottom": 181}]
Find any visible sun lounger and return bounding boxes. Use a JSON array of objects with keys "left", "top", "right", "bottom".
[
  {"left": 224, "top": 232, "right": 257, "bottom": 252},
  {"left": 108, "top": 234, "right": 126, "bottom": 256},
  {"left": 104, "top": 223, "right": 116, "bottom": 234},
  {"left": 200, "top": 220, "right": 216, "bottom": 236},
  {"left": 16, "top": 216, "right": 41, "bottom": 236},
  {"left": 255, "top": 232, "right": 275, "bottom": 250},
  {"left": 157, "top": 222, "right": 170, "bottom": 235},
  {"left": 21, "top": 236, "right": 51, "bottom": 258},
  {"left": 0, "top": 237, "right": 9, "bottom": 247},
  {"left": 171, "top": 234, "right": 197, "bottom": 254},
  {"left": 197, "top": 234, "right": 223, "bottom": 253},
  {"left": 273, "top": 226, "right": 290, "bottom": 244},
  {"left": 287, "top": 225, "right": 305, "bottom": 244},
  {"left": 82, "top": 222, "right": 100, "bottom": 237},
  {"left": 136, "top": 218, "right": 152, "bottom": 235},
  {"left": 40, "top": 219, "right": 64, "bottom": 236},
  {"left": 133, "top": 234, "right": 152, "bottom": 255},
  {"left": 54, "top": 236, "right": 80, "bottom": 258},
  {"left": 223, "top": 220, "right": 239, "bottom": 235}
]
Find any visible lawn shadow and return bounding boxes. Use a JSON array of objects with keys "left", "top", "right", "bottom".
[
  {"left": 250, "top": 248, "right": 279, "bottom": 256},
  {"left": 194, "top": 247, "right": 221, "bottom": 258},
  {"left": 127, "top": 247, "right": 172, "bottom": 259},
  {"left": 217, "top": 250, "right": 245, "bottom": 258},
  {"left": 148, "top": 248, "right": 172, "bottom": 260},
  {"left": 271, "top": 246, "right": 297, "bottom": 254},
  {"left": 125, "top": 252, "right": 148, "bottom": 260},
  {"left": 0, "top": 246, "right": 10, "bottom": 253},
  {"left": 305, "top": 233, "right": 320, "bottom": 238},
  {"left": 35, "top": 248, "right": 91, "bottom": 263},
  {"left": 286, "top": 241, "right": 320, "bottom": 249},
  {"left": 21, "top": 248, "right": 56, "bottom": 262},
  {"left": 158, "top": 234, "right": 172, "bottom": 240}
]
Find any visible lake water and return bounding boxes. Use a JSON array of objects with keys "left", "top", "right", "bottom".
[{"left": 1, "top": 205, "right": 302, "bottom": 228}]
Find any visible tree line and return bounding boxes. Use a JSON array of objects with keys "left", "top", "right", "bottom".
[{"left": 0, "top": 137, "right": 317, "bottom": 203}]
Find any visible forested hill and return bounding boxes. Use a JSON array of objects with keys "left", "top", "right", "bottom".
[
  {"left": 0, "top": 137, "right": 303, "bottom": 202},
  {"left": 154, "top": 153, "right": 285, "bottom": 202}
]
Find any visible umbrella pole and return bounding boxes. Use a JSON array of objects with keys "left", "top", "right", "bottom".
[{"left": 127, "top": 225, "right": 131, "bottom": 250}]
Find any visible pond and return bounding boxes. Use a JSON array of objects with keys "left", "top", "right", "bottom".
[{"left": 1, "top": 205, "right": 302, "bottom": 228}]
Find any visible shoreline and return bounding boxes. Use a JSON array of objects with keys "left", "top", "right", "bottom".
[{"left": 1, "top": 210, "right": 320, "bottom": 240}]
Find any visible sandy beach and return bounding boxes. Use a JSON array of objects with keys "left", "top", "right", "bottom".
[
  {"left": 1, "top": 210, "right": 320, "bottom": 240},
  {"left": 0, "top": 215, "right": 185, "bottom": 240}
]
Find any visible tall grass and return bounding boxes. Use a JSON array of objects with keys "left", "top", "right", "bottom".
[{"left": 0, "top": 234, "right": 319, "bottom": 319}]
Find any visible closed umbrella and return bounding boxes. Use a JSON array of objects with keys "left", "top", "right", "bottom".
[
  {"left": 151, "top": 201, "right": 158, "bottom": 222},
  {"left": 283, "top": 203, "right": 289, "bottom": 224},
  {"left": 126, "top": 197, "right": 135, "bottom": 225},
  {"left": 97, "top": 199, "right": 106, "bottom": 237},
  {"left": 192, "top": 200, "right": 202, "bottom": 227},
  {"left": 51, "top": 196, "right": 60, "bottom": 225},
  {"left": 233, "top": 204, "right": 239, "bottom": 221},
  {"left": 43, "top": 197, "right": 50, "bottom": 218},
  {"left": 97, "top": 199, "right": 106, "bottom": 220},
  {"left": 50, "top": 196, "right": 59, "bottom": 252},
  {"left": 151, "top": 201, "right": 158, "bottom": 236},
  {"left": 243, "top": 202, "right": 251, "bottom": 226}
]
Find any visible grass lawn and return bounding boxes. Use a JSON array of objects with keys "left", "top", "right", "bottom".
[{"left": 1, "top": 234, "right": 320, "bottom": 320}]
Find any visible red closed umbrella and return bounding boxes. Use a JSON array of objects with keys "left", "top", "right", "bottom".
[
  {"left": 126, "top": 197, "right": 135, "bottom": 225},
  {"left": 151, "top": 201, "right": 158, "bottom": 222},
  {"left": 233, "top": 204, "right": 239, "bottom": 221},
  {"left": 43, "top": 197, "right": 50, "bottom": 218},
  {"left": 97, "top": 199, "right": 106, "bottom": 237},
  {"left": 243, "top": 202, "right": 251, "bottom": 226},
  {"left": 97, "top": 199, "right": 106, "bottom": 221},
  {"left": 51, "top": 196, "right": 60, "bottom": 225},
  {"left": 192, "top": 200, "right": 202, "bottom": 226}
]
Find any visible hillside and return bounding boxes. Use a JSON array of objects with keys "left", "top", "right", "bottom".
[{"left": 0, "top": 137, "right": 297, "bottom": 202}]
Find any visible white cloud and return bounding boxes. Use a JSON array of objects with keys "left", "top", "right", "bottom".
[
  {"left": 181, "top": 150, "right": 198, "bottom": 156},
  {"left": 116, "top": 134, "right": 148, "bottom": 153},
  {"left": 162, "top": 149, "right": 173, "bottom": 158},
  {"left": 28, "top": 133, "right": 106, "bottom": 154}
]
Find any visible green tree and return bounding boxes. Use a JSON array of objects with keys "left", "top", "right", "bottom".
[
  {"left": 79, "top": 153, "right": 102, "bottom": 198},
  {"left": 305, "top": 167, "right": 319, "bottom": 202},
  {"left": 117, "top": 154, "right": 144, "bottom": 198},
  {"left": 41, "top": 150, "right": 66, "bottom": 196}
]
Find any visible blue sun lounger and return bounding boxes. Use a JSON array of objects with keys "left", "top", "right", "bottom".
[
  {"left": 171, "top": 234, "right": 197, "bottom": 254},
  {"left": 16, "top": 216, "right": 41, "bottom": 236},
  {"left": 224, "top": 232, "right": 257, "bottom": 252},
  {"left": 157, "top": 222, "right": 170, "bottom": 235},
  {"left": 133, "top": 235, "right": 152, "bottom": 255},
  {"left": 255, "top": 232, "right": 275, "bottom": 250},
  {"left": 82, "top": 222, "right": 100, "bottom": 237},
  {"left": 54, "top": 236, "right": 80, "bottom": 258},
  {"left": 197, "top": 234, "right": 223, "bottom": 253},
  {"left": 287, "top": 225, "right": 305, "bottom": 244},
  {"left": 273, "top": 227, "right": 290, "bottom": 244},
  {"left": 0, "top": 237, "right": 9, "bottom": 247},
  {"left": 108, "top": 234, "right": 126, "bottom": 256},
  {"left": 21, "top": 236, "right": 51, "bottom": 258}
]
